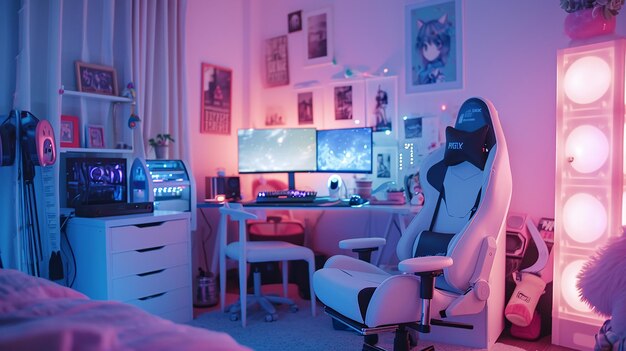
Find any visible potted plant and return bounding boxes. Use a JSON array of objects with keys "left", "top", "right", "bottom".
[
  {"left": 149, "top": 133, "right": 175, "bottom": 159},
  {"left": 560, "top": 0, "right": 624, "bottom": 39}
]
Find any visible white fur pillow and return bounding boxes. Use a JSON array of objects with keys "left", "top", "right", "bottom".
[{"left": 577, "top": 234, "right": 626, "bottom": 337}]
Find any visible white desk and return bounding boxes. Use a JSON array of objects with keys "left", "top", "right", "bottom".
[{"left": 198, "top": 202, "right": 420, "bottom": 270}]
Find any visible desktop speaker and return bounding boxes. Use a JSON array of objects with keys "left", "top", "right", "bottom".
[{"left": 206, "top": 176, "right": 241, "bottom": 201}]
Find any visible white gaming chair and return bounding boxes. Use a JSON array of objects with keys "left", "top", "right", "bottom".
[{"left": 313, "top": 97, "right": 512, "bottom": 350}]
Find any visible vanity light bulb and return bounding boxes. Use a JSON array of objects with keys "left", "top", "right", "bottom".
[
  {"left": 565, "top": 125, "right": 609, "bottom": 173},
  {"left": 563, "top": 56, "right": 611, "bottom": 105},
  {"left": 562, "top": 193, "right": 607, "bottom": 243},
  {"left": 561, "top": 260, "right": 591, "bottom": 312}
]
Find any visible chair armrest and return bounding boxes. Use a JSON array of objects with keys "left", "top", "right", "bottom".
[
  {"left": 339, "top": 238, "right": 386, "bottom": 262},
  {"left": 338, "top": 237, "right": 386, "bottom": 250},
  {"left": 398, "top": 256, "right": 453, "bottom": 274}
]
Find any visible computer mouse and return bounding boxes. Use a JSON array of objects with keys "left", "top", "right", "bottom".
[{"left": 349, "top": 194, "right": 366, "bottom": 206}]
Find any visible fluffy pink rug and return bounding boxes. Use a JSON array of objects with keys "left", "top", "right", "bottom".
[{"left": 577, "top": 234, "right": 626, "bottom": 337}]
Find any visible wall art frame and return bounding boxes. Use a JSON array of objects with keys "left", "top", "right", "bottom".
[
  {"left": 265, "top": 35, "right": 290, "bottom": 87},
  {"left": 365, "top": 76, "right": 398, "bottom": 141},
  {"left": 60, "top": 115, "right": 80, "bottom": 148},
  {"left": 326, "top": 80, "right": 365, "bottom": 128},
  {"left": 405, "top": 0, "right": 463, "bottom": 94},
  {"left": 75, "top": 61, "right": 119, "bottom": 96},
  {"left": 304, "top": 7, "right": 334, "bottom": 66},
  {"left": 201, "top": 63, "right": 232, "bottom": 135},
  {"left": 85, "top": 124, "right": 105, "bottom": 148},
  {"left": 373, "top": 145, "right": 398, "bottom": 190}
]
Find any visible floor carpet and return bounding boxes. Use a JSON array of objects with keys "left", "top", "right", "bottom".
[{"left": 189, "top": 294, "right": 530, "bottom": 351}]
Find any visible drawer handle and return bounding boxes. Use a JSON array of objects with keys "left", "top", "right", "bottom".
[
  {"left": 137, "top": 269, "right": 165, "bottom": 277},
  {"left": 138, "top": 292, "right": 166, "bottom": 301},
  {"left": 136, "top": 245, "right": 165, "bottom": 253},
  {"left": 134, "top": 221, "right": 165, "bottom": 228}
]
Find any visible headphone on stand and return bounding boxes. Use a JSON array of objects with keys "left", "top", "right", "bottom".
[
  {"left": 0, "top": 110, "right": 56, "bottom": 167},
  {"left": 0, "top": 109, "right": 57, "bottom": 277}
]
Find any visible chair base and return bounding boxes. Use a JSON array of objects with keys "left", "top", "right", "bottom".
[{"left": 227, "top": 270, "right": 298, "bottom": 322}]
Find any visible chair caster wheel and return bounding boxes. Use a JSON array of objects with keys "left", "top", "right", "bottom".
[
  {"left": 265, "top": 313, "right": 278, "bottom": 322},
  {"left": 230, "top": 313, "right": 239, "bottom": 321},
  {"left": 289, "top": 304, "right": 299, "bottom": 313}
]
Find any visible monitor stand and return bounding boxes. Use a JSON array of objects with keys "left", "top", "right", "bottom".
[{"left": 287, "top": 172, "right": 296, "bottom": 190}]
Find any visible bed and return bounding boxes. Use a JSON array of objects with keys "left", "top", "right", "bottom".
[{"left": 0, "top": 268, "right": 251, "bottom": 351}]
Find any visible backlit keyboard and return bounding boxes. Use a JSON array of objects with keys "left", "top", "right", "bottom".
[{"left": 255, "top": 190, "right": 317, "bottom": 203}]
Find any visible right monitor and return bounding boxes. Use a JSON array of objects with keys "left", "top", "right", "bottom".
[{"left": 316, "top": 127, "right": 373, "bottom": 173}]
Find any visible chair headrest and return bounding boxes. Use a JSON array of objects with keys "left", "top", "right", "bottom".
[
  {"left": 454, "top": 98, "right": 496, "bottom": 150},
  {"left": 441, "top": 98, "right": 496, "bottom": 171}
]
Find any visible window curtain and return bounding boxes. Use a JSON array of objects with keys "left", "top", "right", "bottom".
[
  {"left": 0, "top": 0, "right": 62, "bottom": 275},
  {"left": 132, "top": 0, "right": 190, "bottom": 163}
]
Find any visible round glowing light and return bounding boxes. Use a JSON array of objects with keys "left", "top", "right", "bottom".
[
  {"left": 563, "top": 56, "right": 611, "bottom": 104},
  {"left": 565, "top": 125, "right": 609, "bottom": 173},
  {"left": 441, "top": 104, "right": 447, "bottom": 111},
  {"left": 561, "top": 260, "right": 591, "bottom": 312},
  {"left": 403, "top": 115, "right": 408, "bottom": 120},
  {"left": 562, "top": 193, "right": 607, "bottom": 243},
  {"left": 354, "top": 120, "right": 361, "bottom": 125}
]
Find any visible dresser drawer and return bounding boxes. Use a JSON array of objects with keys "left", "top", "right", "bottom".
[
  {"left": 125, "top": 286, "right": 191, "bottom": 317},
  {"left": 111, "top": 264, "right": 190, "bottom": 302},
  {"left": 111, "top": 242, "right": 188, "bottom": 279},
  {"left": 110, "top": 219, "right": 188, "bottom": 253}
]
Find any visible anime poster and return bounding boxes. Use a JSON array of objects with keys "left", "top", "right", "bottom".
[
  {"left": 201, "top": 63, "right": 232, "bottom": 134},
  {"left": 406, "top": 0, "right": 462, "bottom": 93}
]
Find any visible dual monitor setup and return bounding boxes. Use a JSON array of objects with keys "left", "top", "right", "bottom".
[{"left": 238, "top": 127, "right": 373, "bottom": 191}]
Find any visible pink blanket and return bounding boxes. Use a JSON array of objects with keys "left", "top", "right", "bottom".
[{"left": 0, "top": 269, "right": 250, "bottom": 351}]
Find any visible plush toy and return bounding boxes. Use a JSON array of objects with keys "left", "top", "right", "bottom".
[{"left": 577, "top": 234, "right": 626, "bottom": 350}]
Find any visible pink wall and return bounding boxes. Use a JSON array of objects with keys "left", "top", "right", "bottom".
[{"left": 186, "top": 0, "right": 247, "bottom": 202}]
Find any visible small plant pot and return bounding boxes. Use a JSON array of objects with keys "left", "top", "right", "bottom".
[{"left": 154, "top": 145, "right": 168, "bottom": 159}]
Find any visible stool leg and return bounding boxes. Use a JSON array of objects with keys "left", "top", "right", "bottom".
[
  {"left": 308, "top": 257, "right": 316, "bottom": 316},
  {"left": 282, "top": 260, "right": 289, "bottom": 297},
  {"left": 239, "top": 260, "right": 247, "bottom": 327}
]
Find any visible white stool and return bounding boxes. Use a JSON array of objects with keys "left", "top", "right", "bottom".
[{"left": 218, "top": 203, "right": 316, "bottom": 327}]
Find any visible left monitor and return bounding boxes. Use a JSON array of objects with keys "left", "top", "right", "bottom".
[{"left": 238, "top": 128, "right": 317, "bottom": 186}]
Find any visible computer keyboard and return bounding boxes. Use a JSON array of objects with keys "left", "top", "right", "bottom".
[{"left": 255, "top": 190, "right": 317, "bottom": 203}]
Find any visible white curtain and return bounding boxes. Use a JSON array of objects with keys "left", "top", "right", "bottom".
[
  {"left": 132, "top": 0, "right": 190, "bottom": 163},
  {"left": 0, "top": 0, "right": 63, "bottom": 275}
]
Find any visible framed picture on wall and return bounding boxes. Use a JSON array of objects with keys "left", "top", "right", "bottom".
[
  {"left": 85, "top": 125, "right": 105, "bottom": 148},
  {"left": 201, "top": 63, "right": 232, "bottom": 135},
  {"left": 373, "top": 145, "right": 398, "bottom": 190},
  {"left": 265, "top": 35, "right": 289, "bottom": 87},
  {"left": 405, "top": 0, "right": 463, "bottom": 93},
  {"left": 60, "top": 115, "right": 80, "bottom": 148},
  {"left": 304, "top": 8, "right": 334, "bottom": 66},
  {"left": 75, "top": 61, "right": 119, "bottom": 96},
  {"left": 288, "top": 10, "right": 302, "bottom": 33},
  {"left": 326, "top": 80, "right": 365, "bottom": 128},
  {"left": 365, "top": 76, "right": 398, "bottom": 139},
  {"left": 297, "top": 92, "right": 314, "bottom": 125}
]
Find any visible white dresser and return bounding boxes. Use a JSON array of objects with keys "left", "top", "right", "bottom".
[{"left": 66, "top": 210, "right": 192, "bottom": 323}]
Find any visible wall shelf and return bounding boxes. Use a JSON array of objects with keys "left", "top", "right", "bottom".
[
  {"left": 61, "top": 147, "right": 134, "bottom": 154},
  {"left": 60, "top": 88, "right": 133, "bottom": 103}
]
